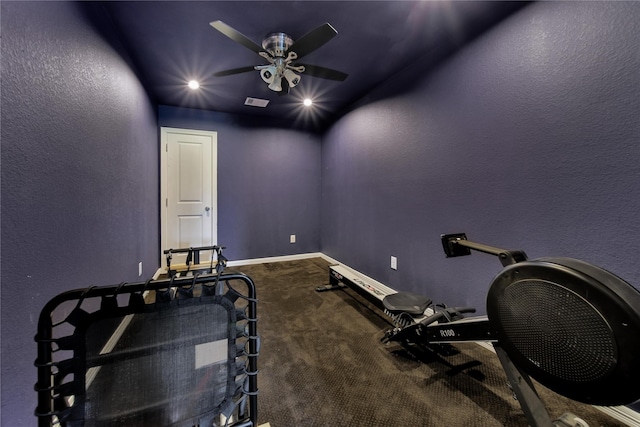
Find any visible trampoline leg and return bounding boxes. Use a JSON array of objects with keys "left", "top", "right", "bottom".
[{"left": 494, "top": 344, "right": 554, "bottom": 427}]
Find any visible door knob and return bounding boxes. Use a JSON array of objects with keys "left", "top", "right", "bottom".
[{"left": 205, "top": 206, "right": 211, "bottom": 212}]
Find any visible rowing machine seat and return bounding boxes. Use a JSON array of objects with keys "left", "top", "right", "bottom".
[{"left": 382, "top": 292, "right": 432, "bottom": 316}]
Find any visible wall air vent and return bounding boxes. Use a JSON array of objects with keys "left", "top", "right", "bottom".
[{"left": 244, "top": 97, "right": 269, "bottom": 108}]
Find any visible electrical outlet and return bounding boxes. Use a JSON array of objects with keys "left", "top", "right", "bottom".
[
  {"left": 138, "top": 262, "right": 143, "bottom": 277},
  {"left": 391, "top": 256, "right": 397, "bottom": 270},
  {"left": 290, "top": 234, "right": 296, "bottom": 244}
]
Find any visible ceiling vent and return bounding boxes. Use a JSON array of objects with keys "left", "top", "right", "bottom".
[{"left": 244, "top": 97, "right": 269, "bottom": 108}]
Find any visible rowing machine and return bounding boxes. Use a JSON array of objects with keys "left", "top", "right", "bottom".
[{"left": 382, "top": 233, "right": 640, "bottom": 427}]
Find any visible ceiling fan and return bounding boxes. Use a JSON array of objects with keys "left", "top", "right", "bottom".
[{"left": 209, "top": 20, "right": 348, "bottom": 94}]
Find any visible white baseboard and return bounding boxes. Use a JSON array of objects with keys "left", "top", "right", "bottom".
[
  {"left": 153, "top": 252, "right": 326, "bottom": 279},
  {"left": 318, "top": 253, "right": 340, "bottom": 265},
  {"left": 227, "top": 252, "right": 325, "bottom": 267},
  {"left": 594, "top": 406, "right": 640, "bottom": 427}
]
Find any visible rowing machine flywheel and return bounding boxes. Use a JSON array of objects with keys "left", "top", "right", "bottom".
[{"left": 486, "top": 257, "right": 640, "bottom": 406}]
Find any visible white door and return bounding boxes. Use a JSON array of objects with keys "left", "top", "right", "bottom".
[{"left": 160, "top": 127, "right": 217, "bottom": 267}]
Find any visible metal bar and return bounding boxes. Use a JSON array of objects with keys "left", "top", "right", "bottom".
[
  {"left": 447, "top": 235, "right": 528, "bottom": 266},
  {"left": 242, "top": 274, "right": 259, "bottom": 426},
  {"left": 454, "top": 239, "right": 507, "bottom": 256},
  {"left": 37, "top": 274, "right": 243, "bottom": 307},
  {"left": 35, "top": 308, "right": 54, "bottom": 426},
  {"left": 163, "top": 245, "right": 224, "bottom": 254},
  {"left": 494, "top": 344, "right": 554, "bottom": 427}
]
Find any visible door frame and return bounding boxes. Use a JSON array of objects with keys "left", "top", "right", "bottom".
[{"left": 160, "top": 127, "right": 218, "bottom": 267}]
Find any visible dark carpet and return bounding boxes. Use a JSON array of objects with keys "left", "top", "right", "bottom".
[{"left": 227, "top": 258, "right": 626, "bottom": 427}]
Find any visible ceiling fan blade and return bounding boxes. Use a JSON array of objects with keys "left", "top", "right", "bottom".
[
  {"left": 298, "top": 64, "right": 348, "bottom": 81},
  {"left": 287, "top": 23, "right": 337, "bottom": 58},
  {"left": 209, "top": 20, "right": 265, "bottom": 55},
  {"left": 213, "top": 66, "right": 257, "bottom": 77}
]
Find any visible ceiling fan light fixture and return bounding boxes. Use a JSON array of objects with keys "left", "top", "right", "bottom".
[
  {"left": 268, "top": 79, "right": 283, "bottom": 92},
  {"left": 303, "top": 98, "right": 313, "bottom": 107},
  {"left": 283, "top": 69, "right": 301, "bottom": 88},
  {"left": 260, "top": 67, "right": 277, "bottom": 85}
]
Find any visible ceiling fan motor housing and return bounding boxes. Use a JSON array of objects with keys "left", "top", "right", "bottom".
[{"left": 262, "top": 32, "right": 293, "bottom": 57}]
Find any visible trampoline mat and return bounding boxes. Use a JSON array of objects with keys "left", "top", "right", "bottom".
[{"left": 82, "top": 302, "right": 235, "bottom": 426}]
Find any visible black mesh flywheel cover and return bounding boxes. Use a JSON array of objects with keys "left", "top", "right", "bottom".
[{"left": 486, "top": 257, "right": 640, "bottom": 405}]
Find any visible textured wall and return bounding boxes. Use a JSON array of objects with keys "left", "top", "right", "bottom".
[
  {"left": 322, "top": 1, "right": 640, "bottom": 310},
  {"left": 159, "top": 106, "right": 322, "bottom": 260},
  {"left": 1, "top": 2, "right": 159, "bottom": 424}
]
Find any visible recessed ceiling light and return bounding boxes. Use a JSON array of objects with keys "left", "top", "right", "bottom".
[
  {"left": 303, "top": 98, "right": 313, "bottom": 107},
  {"left": 188, "top": 80, "right": 200, "bottom": 90}
]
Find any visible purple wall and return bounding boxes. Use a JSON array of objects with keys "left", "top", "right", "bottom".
[
  {"left": 1, "top": 2, "right": 159, "bottom": 424},
  {"left": 2, "top": 1, "right": 639, "bottom": 423},
  {"left": 322, "top": 1, "right": 640, "bottom": 310},
  {"left": 159, "top": 106, "right": 322, "bottom": 260}
]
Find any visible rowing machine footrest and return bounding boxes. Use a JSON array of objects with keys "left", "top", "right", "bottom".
[
  {"left": 415, "top": 306, "right": 476, "bottom": 327},
  {"left": 382, "top": 292, "right": 432, "bottom": 316}
]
